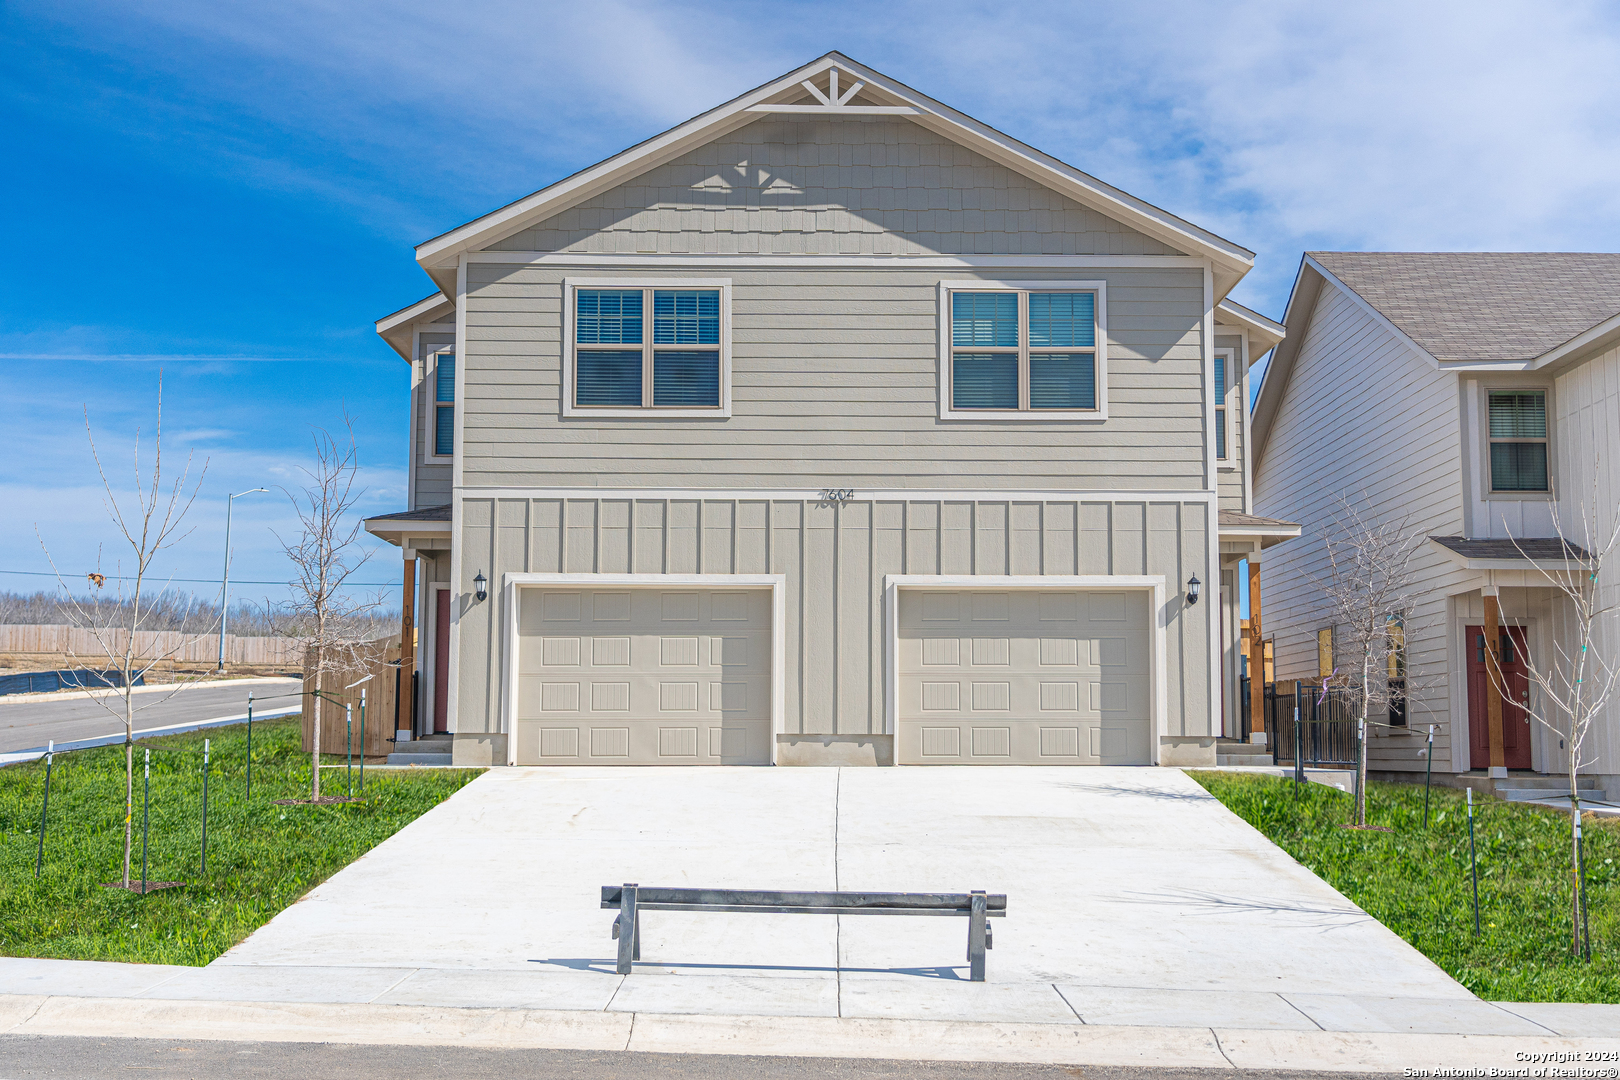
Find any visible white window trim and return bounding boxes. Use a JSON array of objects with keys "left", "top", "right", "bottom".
[
  {"left": 1215, "top": 347, "right": 1237, "bottom": 471},
  {"left": 936, "top": 279, "right": 1109, "bottom": 421},
  {"left": 424, "top": 346, "right": 456, "bottom": 464},
  {"left": 562, "top": 277, "right": 733, "bottom": 419},
  {"left": 1482, "top": 383, "right": 1554, "bottom": 500}
]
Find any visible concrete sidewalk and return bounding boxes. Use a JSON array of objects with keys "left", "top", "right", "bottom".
[{"left": 5, "top": 766, "right": 1612, "bottom": 1071}]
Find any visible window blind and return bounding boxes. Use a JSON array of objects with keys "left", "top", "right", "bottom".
[
  {"left": 653, "top": 350, "right": 721, "bottom": 407},
  {"left": 577, "top": 290, "right": 643, "bottom": 344},
  {"left": 1029, "top": 354, "right": 1095, "bottom": 409},
  {"left": 951, "top": 293, "right": 1018, "bottom": 347},
  {"left": 952, "top": 353, "right": 1018, "bottom": 409},
  {"left": 1488, "top": 392, "right": 1546, "bottom": 438},
  {"left": 577, "top": 350, "right": 643, "bottom": 407}
]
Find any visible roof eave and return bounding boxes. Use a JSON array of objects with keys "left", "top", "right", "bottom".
[
  {"left": 374, "top": 295, "right": 455, "bottom": 362},
  {"left": 1215, "top": 298, "right": 1285, "bottom": 356},
  {"left": 412, "top": 52, "right": 1255, "bottom": 293}
]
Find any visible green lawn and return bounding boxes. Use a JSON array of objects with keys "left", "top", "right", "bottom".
[
  {"left": 1, "top": 719, "right": 481, "bottom": 966},
  {"left": 1191, "top": 771, "right": 1620, "bottom": 1002}
]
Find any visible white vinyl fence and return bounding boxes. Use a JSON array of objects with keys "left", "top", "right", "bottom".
[{"left": 0, "top": 624, "right": 305, "bottom": 666}]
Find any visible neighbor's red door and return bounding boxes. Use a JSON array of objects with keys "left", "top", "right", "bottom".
[
  {"left": 1466, "top": 624, "right": 1531, "bottom": 770},
  {"left": 433, "top": 589, "right": 451, "bottom": 734}
]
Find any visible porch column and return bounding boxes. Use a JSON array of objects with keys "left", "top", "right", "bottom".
[
  {"left": 1248, "top": 557, "right": 1265, "bottom": 743},
  {"left": 399, "top": 549, "right": 417, "bottom": 738},
  {"left": 1483, "top": 585, "right": 1507, "bottom": 777}
]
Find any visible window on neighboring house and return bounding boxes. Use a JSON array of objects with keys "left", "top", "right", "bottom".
[
  {"left": 1215, "top": 351, "right": 1230, "bottom": 460},
  {"left": 1317, "top": 627, "right": 1334, "bottom": 680},
  {"left": 946, "top": 287, "right": 1102, "bottom": 415},
  {"left": 1488, "top": 390, "right": 1549, "bottom": 492},
  {"left": 432, "top": 349, "right": 455, "bottom": 457},
  {"left": 571, "top": 284, "right": 728, "bottom": 414},
  {"left": 1387, "top": 615, "right": 1407, "bottom": 727}
]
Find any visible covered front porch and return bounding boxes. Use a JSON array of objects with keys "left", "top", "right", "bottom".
[
  {"left": 363, "top": 505, "right": 453, "bottom": 754},
  {"left": 1217, "top": 510, "right": 1301, "bottom": 751}
]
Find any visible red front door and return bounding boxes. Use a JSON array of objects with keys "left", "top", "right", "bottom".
[
  {"left": 434, "top": 589, "right": 451, "bottom": 734},
  {"left": 1466, "top": 624, "right": 1532, "bottom": 770}
]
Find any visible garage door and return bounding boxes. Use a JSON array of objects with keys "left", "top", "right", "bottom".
[
  {"left": 515, "top": 587, "right": 771, "bottom": 765},
  {"left": 896, "top": 589, "right": 1152, "bottom": 765}
]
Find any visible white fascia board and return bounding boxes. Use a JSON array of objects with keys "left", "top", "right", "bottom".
[
  {"left": 1215, "top": 298, "right": 1285, "bottom": 356},
  {"left": 375, "top": 294, "right": 455, "bottom": 361},
  {"left": 1216, "top": 524, "right": 1301, "bottom": 540},
  {"left": 416, "top": 51, "right": 1254, "bottom": 294}
]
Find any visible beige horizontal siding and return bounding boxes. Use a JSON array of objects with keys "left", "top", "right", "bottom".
[
  {"left": 453, "top": 495, "right": 1212, "bottom": 742},
  {"left": 458, "top": 264, "right": 1207, "bottom": 490},
  {"left": 489, "top": 116, "right": 1184, "bottom": 258}
]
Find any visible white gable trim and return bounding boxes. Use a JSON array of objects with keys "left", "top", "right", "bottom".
[
  {"left": 376, "top": 294, "right": 456, "bottom": 361},
  {"left": 414, "top": 53, "right": 1254, "bottom": 297},
  {"left": 1214, "top": 298, "right": 1284, "bottom": 357}
]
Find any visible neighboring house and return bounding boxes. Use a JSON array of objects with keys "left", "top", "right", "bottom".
[
  {"left": 1253, "top": 252, "right": 1620, "bottom": 784},
  {"left": 363, "top": 52, "right": 1294, "bottom": 768}
]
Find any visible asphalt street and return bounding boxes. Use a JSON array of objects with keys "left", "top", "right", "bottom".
[
  {"left": 0, "top": 678, "right": 300, "bottom": 754},
  {"left": 0, "top": 1037, "right": 1400, "bottom": 1080}
]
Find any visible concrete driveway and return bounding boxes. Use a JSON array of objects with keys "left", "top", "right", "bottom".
[{"left": 199, "top": 766, "right": 1472, "bottom": 1027}]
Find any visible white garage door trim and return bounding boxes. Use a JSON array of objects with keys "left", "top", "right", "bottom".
[
  {"left": 500, "top": 573, "right": 787, "bottom": 765},
  {"left": 882, "top": 575, "right": 1167, "bottom": 765}
]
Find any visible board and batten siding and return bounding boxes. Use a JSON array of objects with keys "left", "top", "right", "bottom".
[
  {"left": 1255, "top": 279, "right": 1469, "bottom": 772},
  {"left": 453, "top": 494, "right": 1212, "bottom": 750},
  {"left": 491, "top": 116, "right": 1183, "bottom": 258},
  {"left": 460, "top": 264, "right": 1209, "bottom": 490}
]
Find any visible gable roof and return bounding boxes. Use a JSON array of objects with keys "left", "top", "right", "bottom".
[
  {"left": 375, "top": 294, "right": 456, "bottom": 362},
  {"left": 1310, "top": 252, "right": 1620, "bottom": 364},
  {"left": 413, "top": 52, "right": 1254, "bottom": 298},
  {"left": 1215, "top": 298, "right": 1285, "bottom": 358},
  {"left": 1252, "top": 251, "right": 1620, "bottom": 470}
]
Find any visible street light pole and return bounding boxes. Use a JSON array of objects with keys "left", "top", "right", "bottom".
[{"left": 217, "top": 488, "right": 268, "bottom": 672}]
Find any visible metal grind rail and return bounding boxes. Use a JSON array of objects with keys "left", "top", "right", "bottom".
[{"left": 602, "top": 885, "right": 1008, "bottom": 981}]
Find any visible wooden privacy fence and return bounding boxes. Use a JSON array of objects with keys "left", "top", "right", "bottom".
[
  {"left": 0, "top": 624, "right": 306, "bottom": 666},
  {"left": 301, "top": 640, "right": 400, "bottom": 757}
]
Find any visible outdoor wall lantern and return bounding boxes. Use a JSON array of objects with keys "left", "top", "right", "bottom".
[
  {"left": 474, "top": 571, "right": 488, "bottom": 602},
  {"left": 1186, "top": 575, "right": 1202, "bottom": 606}
]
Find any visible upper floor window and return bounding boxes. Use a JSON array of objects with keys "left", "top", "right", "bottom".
[
  {"left": 938, "top": 282, "right": 1107, "bottom": 420},
  {"left": 1214, "top": 350, "right": 1232, "bottom": 461},
  {"left": 432, "top": 348, "right": 455, "bottom": 458},
  {"left": 1488, "top": 390, "right": 1548, "bottom": 492},
  {"left": 565, "top": 279, "right": 732, "bottom": 418}
]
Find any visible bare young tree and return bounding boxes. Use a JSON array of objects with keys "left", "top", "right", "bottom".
[
  {"left": 272, "top": 418, "right": 380, "bottom": 803},
  {"left": 37, "top": 380, "right": 209, "bottom": 889},
  {"left": 1316, "top": 495, "right": 1429, "bottom": 827},
  {"left": 1493, "top": 468, "right": 1620, "bottom": 956}
]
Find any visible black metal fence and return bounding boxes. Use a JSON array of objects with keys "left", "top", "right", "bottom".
[{"left": 1241, "top": 678, "right": 1363, "bottom": 769}]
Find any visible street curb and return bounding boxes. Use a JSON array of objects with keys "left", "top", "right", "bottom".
[
  {"left": 1, "top": 993, "right": 1615, "bottom": 1071},
  {"left": 0, "top": 706, "right": 301, "bottom": 766},
  {"left": 0, "top": 675, "right": 298, "bottom": 706}
]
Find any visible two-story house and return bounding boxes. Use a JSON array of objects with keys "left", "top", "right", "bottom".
[
  {"left": 364, "top": 53, "right": 1293, "bottom": 768},
  {"left": 1253, "top": 252, "right": 1620, "bottom": 790}
]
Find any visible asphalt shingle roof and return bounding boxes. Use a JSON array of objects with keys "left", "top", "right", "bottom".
[
  {"left": 1430, "top": 536, "right": 1592, "bottom": 562},
  {"left": 365, "top": 504, "right": 451, "bottom": 523},
  {"left": 1311, "top": 252, "right": 1620, "bottom": 363}
]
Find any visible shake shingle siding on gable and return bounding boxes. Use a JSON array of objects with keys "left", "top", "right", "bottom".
[
  {"left": 492, "top": 118, "right": 1183, "bottom": 257},
  {"left": 1311, "top": 252, "right": 1620, "bottom": 363}
]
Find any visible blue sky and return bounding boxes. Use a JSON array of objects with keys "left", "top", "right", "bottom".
[{"left": 4, "top": 0, "right": 1620, "bottom": 610}]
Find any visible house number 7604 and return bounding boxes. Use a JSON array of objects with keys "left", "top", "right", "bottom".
[{"left": 819, "top": 488, "right": 855, "bottom": 505}]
